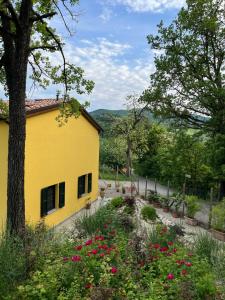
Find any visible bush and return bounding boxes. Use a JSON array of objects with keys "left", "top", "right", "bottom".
[
  {"left": 185, "top": 195, "right": 200, "bottom": 218},
  {"left": 141, "top": 206, "right": 157, "bottom": 221},
  {"left": 111, "top": 197, "right": 124, "bottom": 208},
  {"left": 211, "top": 198, "right": 225, "bottom": 232}
]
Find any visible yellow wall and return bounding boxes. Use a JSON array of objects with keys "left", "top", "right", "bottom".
[
  {"left": 0, "top": 109, "right": 100, "bottom": 230},
  {"left": 0, "top": 122, "right": 8, "bottom": 231}
]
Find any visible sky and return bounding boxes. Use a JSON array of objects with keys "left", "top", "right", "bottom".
[{"left": 1, "top": 0, "right": 186, "bottom": 111}]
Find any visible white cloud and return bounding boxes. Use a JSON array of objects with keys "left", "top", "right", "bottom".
[
  {"left": 30, "top": 38, "right": 154, "bottom": 110},
  {"left": 66, "top": 38, "right": 154, "bottom": 110},
  {"left": 99, "top": 7, "right": 113, "bottom": 22},
  {"left": 105, "top": 0, "right": 185, "bottom": 13}
]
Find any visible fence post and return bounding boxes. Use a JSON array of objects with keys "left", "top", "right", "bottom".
[
  {"left": 154, "top": 178, "right": 157, "bottom": 194},
  {"left": 208, "top": 187, "right": 214, "bottom": 229},
  {"left": 137, "top": 177, "right": 140, "bottom": 195},
  {"left": 145, "top": 177, "right": 148, "bottom": 199},
  {"left": 167, "top": 181, "right": 170, "bottom": 199}
]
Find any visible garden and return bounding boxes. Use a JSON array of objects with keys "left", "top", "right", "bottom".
[{"left": 1, "top": 194, "right": 225, "bottom": 299}]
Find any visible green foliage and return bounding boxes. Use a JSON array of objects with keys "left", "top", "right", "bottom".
[
  {"left": 141, "top": 206, "right": 157, "bottom": 221},
  {"left": 0, "top": 100, "right": 9, "bottom": 119},
  {"left": 211, "top": 198, "right": 225, "bottom": 232},
  {"left": 143, "top": 0, "right": 225, "bottom": 134},
  {"left": 100, "top": 138, "right": 126, "bottom": 169},
  {"left": 185, "top": 195, "right": 201, "bottom": 218},
  {"left": 111, "top": 197, "right": 124, "bottom": 208}
]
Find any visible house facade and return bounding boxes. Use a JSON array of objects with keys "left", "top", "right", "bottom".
[{"left": 0, "top": 99, "right": 101, "bottom": 230}]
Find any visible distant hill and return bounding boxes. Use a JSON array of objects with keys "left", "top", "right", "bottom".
[{"left": 90, "top": 109, "right": 155, "bottom": 120}]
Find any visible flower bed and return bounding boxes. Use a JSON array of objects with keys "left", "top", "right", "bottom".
[{"left": 16, "top": 200, "right": 224, "bottom": 300}]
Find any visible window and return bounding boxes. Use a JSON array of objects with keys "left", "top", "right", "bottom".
[
  {"left": 88, "top": 173, "right": 92, "bottom": 193},
  {"left": 41, "top": 185, "right": 56, "bottom": 217},
  {"left": 77, "top": 173, "right": 93, "bottom": 198},
  {"left": 78, "top": 175, "right": 86, "bottom": 198},
  {"left": 40, "top": 182, "right": 65, "bottom": 217},
  {"left": 59, "top": 182, "right": 65, "bottom": 208}
]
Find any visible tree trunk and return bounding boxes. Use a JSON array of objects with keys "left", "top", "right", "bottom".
[
  {"left": 126, "top": 139, "right": 132, "bottom": 177},
  {"left": 4, "top": 7, "right": 32, "bottom": 236},
  {"left": 219, "top": 180, "right": 225, "bottom": 201}
]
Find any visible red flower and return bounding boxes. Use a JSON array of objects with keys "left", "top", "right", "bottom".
[
  {"left": 185, "top": 262, "right": 192, "bottom": 267},
  {"left": 91, "top": 249, "right": 98, "bottom": 255},
  {"left": 75, "top": 245, "right": 82, "bottom": 251},
  {"left": 104, "top": 224, "right": 108, "bottom": 229},
  {"left": 172, "top": 248, "right": 177, "bottom": 253},
  {"left": 71, "top": 255, "right": 81, "bottom": 262},
  {"left": 176, "top": 259, "right": 185, "bottom": 265},
  {"left": 95, "top": 235, "right": 104, "bottom": 241},
  {"left": 167, "top": 273, "right": 174, "bottom": 280},
  {"left": 168, "top": 241, "right": 173, "bottom": 246},
  {"left": 188, "top": 253, "right": 193, "bottom": 257},
  {"left": 85, "top": 283, "right": 92, "bottom": 289},
  {"left": 99, "top": 253, "right": 105, "bottom": 257},
  {"left": 85, "top": 239, "right": 93, "bottom": 246},
  {"left": 153, "top": 243, "right": 160, "bottom": 249},
  {"left": 160, "top": 246, "right": 168, "bottom": 252},
  {"left": 98, "top": 244, "right": 108, "bottom": 250},
  {"left": 111, "top": 266, "right": 118, "bottom": 274},
  {"left": 181, "top": 269, "right": 188, "bottom": 276}
]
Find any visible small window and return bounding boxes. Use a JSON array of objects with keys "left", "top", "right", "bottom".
[
  {"left": 41, "top": 185, "right": 56, "bottom": 217},
  {"left": 88, "top": 173, "right": 92, "bottom": 193},
  {"left": 59, "top": 182, "right": 65, "bottom": 208},
  {"left": 78, "top": 175, "right": 86, "bottom": 198}
]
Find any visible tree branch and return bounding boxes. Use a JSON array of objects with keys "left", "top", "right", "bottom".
[
  {"left": 29, "top": 45, "right": 58, "bottom": 52},
  {"left": 30, "top": 12, "right": 56, "bottom": 22}
]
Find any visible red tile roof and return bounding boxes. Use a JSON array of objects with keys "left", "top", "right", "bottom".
[{"left": 0, "top": 99, "right": 102, "bottom": 133}]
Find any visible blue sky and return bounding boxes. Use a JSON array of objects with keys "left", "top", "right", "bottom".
[{"left": 1, "top": 0, "right": 185, "bottom": 111}]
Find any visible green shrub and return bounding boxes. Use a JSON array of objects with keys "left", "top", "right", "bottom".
[
  {"left": 111, "top": 197, "right": 124, "bottom": 208},
  {"left": 185, "top": 195, "right": 200, "bottom": 218},
  {"left": 211, "top": 198, "right": 225, "bottom": 232},
  {"left": 141, "top": 206, "right": 157, "bottom": 221}
]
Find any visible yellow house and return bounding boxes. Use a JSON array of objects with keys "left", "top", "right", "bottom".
[{"left": 0, "top": 99, "right": 101, "bottom": 230}]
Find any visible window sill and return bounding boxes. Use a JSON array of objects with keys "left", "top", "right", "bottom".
[{"left": 47, "top": 208, "right": 57, "bottom": 215}]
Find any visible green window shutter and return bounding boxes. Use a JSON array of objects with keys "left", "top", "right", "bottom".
[
  {"left": 59, "top": 182, "right": 65, "bottom": 208},
  {"left": 41, "top": 188, "right": 48, "bottom": 217},
  {"left": 88, "top": 173, "right": 92, "bottom": 193}
]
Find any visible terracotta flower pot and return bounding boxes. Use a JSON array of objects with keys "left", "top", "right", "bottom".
[
  {"left": 153, "top": 203, "right": 161, "bottom": 208},
  {"left": 163, "top": 207, "right": 169, "bottom": 213},
  {"left": 185, "top": 216, "right": 198, "bottom": 226},
  {"left": 172, "top": 212, "right": 179, "bottom": 218},
  {"left": 210, "top": 228, "right": 225, "bottom": 242}
]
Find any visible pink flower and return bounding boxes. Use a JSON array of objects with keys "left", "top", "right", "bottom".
[
  {"left": 71, "top": 255, "right": 81, "bottom": 262},
  {"left": 91, "top": 249, "right": 98, "bottom": 255},
  {"left": 85, "top": 239, "right": 93, "bottom": 246},
  {"left": 160, "top": 246, "right": 169, "bottom": 252},
  {"left": 63, "top": 257, "right": 69, "bottom": 262},
  {"left": 185, "top": 262, "right": 192, "bottom": 267},
  {"left": 111, "top": 266, "right": 118, "bottom": 274},
  {"left": 167, "top": 273, "right": 174, "bottom": 280},
  {"left": 75, "top": 245, "right": 82, "bottom": 251}
]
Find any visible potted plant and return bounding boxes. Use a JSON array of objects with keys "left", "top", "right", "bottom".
[
  {"left": 171, "top": 197, "right": 183, "bottom": 218},
  {"left": 160, "top": 196, "right": 170, "bottom": 212},
  {"left": 151, "top": 194, "right": 161, "bottom": 208},
  {"left": 100, "top": 187, "right": 105, "bottom": 199},
  {"left": 184, "top": 195, "right": 200, "bottom": 226},
  {"left": 211, "top": 199, "right": 225, "bottom": 241}
]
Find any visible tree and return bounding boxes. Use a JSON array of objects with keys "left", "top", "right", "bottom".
[
  {"left": 142, "top": 0, "right": 225, "bottom": 197},
  {"left": 0, "top": 0, "right": 94, "bottom": 236},
  {"left": 142, "top": 0, "right": 225, "bottom": 134},
  {"left": 113, "top": 95, "right": 149, "bottom": 177}
]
